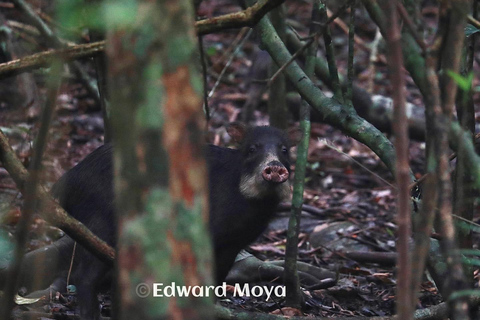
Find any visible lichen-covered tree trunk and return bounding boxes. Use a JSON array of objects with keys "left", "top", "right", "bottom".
[{"left": 106, "top": 1, "right": 213, "bottom": 319}]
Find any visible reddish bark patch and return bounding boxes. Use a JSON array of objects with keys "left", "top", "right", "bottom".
[{"left": 162, "top": 66, "right": 206, "bottom": 207}]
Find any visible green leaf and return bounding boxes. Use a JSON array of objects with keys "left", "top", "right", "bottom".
[
  {"left": 56, "top": 0, "right": 106, "bottom": 32},
  {"left": 386, "top": 228, "right": 394, "bottom": 237},
  {"left": 104, "top": 1, "right": 139, "bottom": 30},
  {"left": 465, "top": 24, "right": 480, "bottom": 37},
  {"left": 447, "top": 70, "right": 473, "bottom": 92},
  {"left": 310, "top": 162, "right": 320, "bottom": 170},
  {"left": 206, "top": 46, "right": 217, "bottom": 57},
  {"left": 56, "top": 0, "right": 85, "bottom": 30}
]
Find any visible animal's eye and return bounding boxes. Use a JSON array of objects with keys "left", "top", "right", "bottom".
[
  {"left": 282, "top": 146, "right": 288, "bottom": 154},
  {"left": 248, "top": 146, "right": 256, "bottom": 154}
]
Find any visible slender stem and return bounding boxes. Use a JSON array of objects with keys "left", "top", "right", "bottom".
[
  {"left": 385, "top": 2, "right": 412, "bottom": 318},
  {"left": 1, "top": 61, "right": 62, "bottom": 319}
]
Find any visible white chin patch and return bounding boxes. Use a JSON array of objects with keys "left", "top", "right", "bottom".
[{"left": 239, "top": 173, "right": 291, "bottom": 200}]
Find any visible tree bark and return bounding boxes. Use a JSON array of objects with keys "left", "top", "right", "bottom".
[{"left": 107, "top": 0, "right": 213, "bottom": 319}]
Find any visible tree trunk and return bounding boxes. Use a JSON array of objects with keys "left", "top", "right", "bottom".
[{"left": 107, "top": 0, "right": 213, "bottom": 319}]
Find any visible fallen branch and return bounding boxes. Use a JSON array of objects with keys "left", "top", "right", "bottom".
[{"left": 0, "top": 129, "right": 115, "bottom": 264}]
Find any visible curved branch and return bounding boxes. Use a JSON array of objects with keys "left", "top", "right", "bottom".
[
  {"left": 449, "top": 122, "right": 480, "bottom": 190},
  {"left": 248, "top": 1, "right": 401, "bottom": 178},
  {"left": 0, "top": 129, "right": 115, "bottom": 265},
  {"left": 196, "top": 0, "right": 285, "bottom": 35}
]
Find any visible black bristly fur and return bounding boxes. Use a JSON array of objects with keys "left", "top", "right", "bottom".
[{"left": 17, "top": 125, "right": 299, "bottom": 319}]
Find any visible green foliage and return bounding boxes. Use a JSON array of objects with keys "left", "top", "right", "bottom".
[
  {"left": 57, "top": 0, "right": 139, "bottom": 32},
  {"left": 105, "top": 1, "right": 139, "bottom": 29},
  {"left": 448, "top": 289, "right": 480, "bottom": 301},
  {"left": 465, "top": 24, "right": 480, "bottom": 37},
  {"left": 57, "top": 0, "right": 101, "bottom": 31},
  {"left": 189, "top": 64, "right": 204, "bottom": 96},
  {"left": 447, "top": 70, "right": 474, "bottom": 92},
  {"left": 385, "top": 228, "right": 394, "bottom": 237},
  {"left": 136, "top": 61, "right": 165, "bottom": 129},
  {"left": 205, "top": 46, "right": 217, "bottom": 57},
  {"left": 0, "top": 229, "right": 13, "bottom": 270},
  {"left": 167, "top": 36, "right": 196, "bottom": 67}
]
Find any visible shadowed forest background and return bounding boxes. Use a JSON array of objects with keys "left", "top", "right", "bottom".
[{"left": 0, "top": 0, "right": 479, "bottom": 319}]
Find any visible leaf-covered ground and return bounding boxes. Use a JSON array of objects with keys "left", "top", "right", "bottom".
[{"left": 0, "top": 0, "right": 479, "bottom": 318}]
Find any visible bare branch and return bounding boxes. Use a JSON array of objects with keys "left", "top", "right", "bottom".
[
  {"left": 0, "top": 41, "right": 104, "bottom": 78},
  {"left": 195, "top": 0, "right": 285, "bottom": 35},
  {"left": 0, "top": 130, "right": 115, "bottom": 264}
]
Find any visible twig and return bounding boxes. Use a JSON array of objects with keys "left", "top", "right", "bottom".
[
  {"left": 6, "top": 20, "right": 40, "bottom": 36},
  {"left": 0, "top": 2, "right": 14, "bottom": 8},
  {"left": 409, "top": 133, "right": 480, "bottom": 190},
  {"left": 284, "top": 0, "right": 319, "bottom": 308},
  {"left": 433, "top": 2, "right": 471, "bottom": 317},
  {"left": 324, "top": 0, "right": 354, "bottom": 26},
  {"left": 198, "top": 34, "right": 210, "bottom": 122},
  {"left": 66, "top": 242, "right": 77, "bottom": 286},
  {"left": 10, "top": 0, "right": 57, "bottom": 43},
  {"left": 319, "top": 0, "right": 343, "bottom": 102},
  {"left": 268, "top": 38, "right": 313, "bottom": 85},
  {"left": 207, "top": 29, "right": 252, "bottom": 100},
  {"left": 326, "top": 8, "right": 370, "bottom": 52},
  {"left": 0, "top": 41, "right": 104, "bottom": 78},
  {"left": 1, "top": 61, "right": 63, "bottom": 319},
  {"left": 0, "top": 130, "right": 115, "bottom": 263},
  {"left": 452, "top": 213, "right": 480, "bottom": 229},
  {"left": 320, "top": 138, "right": 395, "bottom": 188},
  {"left": 396, "top": 1, "right": 427, "bottom": 53},
  {"left": 195, "top": 0, "right": 285, "bottom": 35},
  {"left": 345, "top": 0, "right": 355, "bottom": 106},
  {"left": 10, "top": 0, "right": 100, "bottom": 102},
  {"left": 467, "top": 15, "right": 480, "bottom": 29},
  {"left": 218, "top": 27, "right": 249, "bottom": 64},
  {"left": 367, "top": 29, "right": 382, "bottom": 93}
]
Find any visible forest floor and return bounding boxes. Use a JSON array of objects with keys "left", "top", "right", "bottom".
[{"left": 0, "top": 0, "right": 479, "bottom": 319}]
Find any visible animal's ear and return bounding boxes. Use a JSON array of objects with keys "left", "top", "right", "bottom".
[
  {"left": 287, "top": 127, "right": 304, "bottom": 146},
  {"left": 227, "top": 122, "right": 248, "bottom": 143}
]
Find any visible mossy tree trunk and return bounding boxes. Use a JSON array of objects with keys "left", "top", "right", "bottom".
[{"left": 107, "top": 0, "right": 213, "bottom": 319}]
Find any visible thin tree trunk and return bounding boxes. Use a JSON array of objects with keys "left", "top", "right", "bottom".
[{"left": 107, "top": 0, "right": 213, "bottom": 318}]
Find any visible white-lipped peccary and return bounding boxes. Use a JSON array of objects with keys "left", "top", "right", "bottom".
[{"left": 12, "top": 123, "right": 302, "bottom": 319}]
